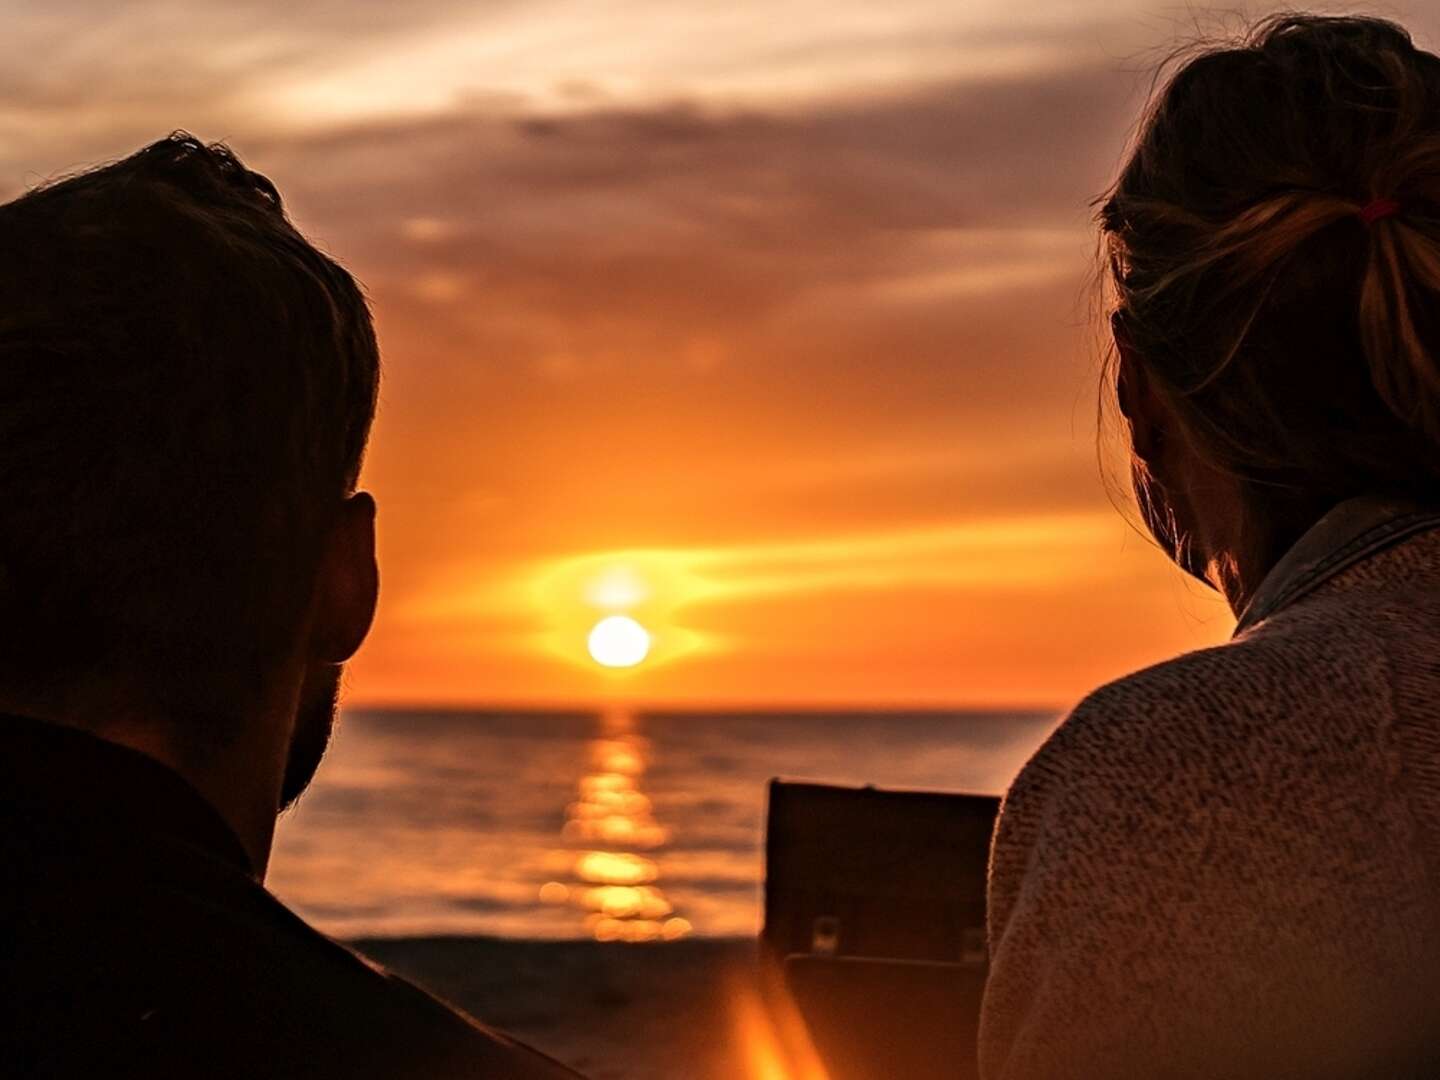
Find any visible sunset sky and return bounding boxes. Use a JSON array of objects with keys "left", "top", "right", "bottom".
[{"left": 7, "top": 2, "right": 1437, "bottom": 708}]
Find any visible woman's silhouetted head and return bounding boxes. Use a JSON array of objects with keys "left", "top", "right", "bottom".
[{"left": 1101, "top": 14, "right": 1440, "bottom": 602}]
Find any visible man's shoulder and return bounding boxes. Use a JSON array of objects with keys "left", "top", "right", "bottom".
[
  {"left": 292, "top": 931, "right": 580, "bottom": 1079},
  {"left": 201, "top": 884, "right": 584, "bottom": 1079},
  {"left": 8, "top": 831, "right": 581, "bottom": 1079}
]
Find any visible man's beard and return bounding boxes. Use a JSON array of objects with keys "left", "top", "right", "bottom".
[{"left": 280, "top": 663, "right": 342, "bottom": 810}]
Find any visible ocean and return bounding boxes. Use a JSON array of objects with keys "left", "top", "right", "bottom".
[{"left": 268, "top": 708, "right": 1059, "bottom": 941}]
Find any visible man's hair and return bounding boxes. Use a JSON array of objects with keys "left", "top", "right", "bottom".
[{"left": 0, "top": 132, "right": 379, "bottom": 713}]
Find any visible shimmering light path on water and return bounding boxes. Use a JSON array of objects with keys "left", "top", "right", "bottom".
[{"left": 269, "top": 708, "right": 1056, "bottom": 940}]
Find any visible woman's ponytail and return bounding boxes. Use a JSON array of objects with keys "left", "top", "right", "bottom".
[
  {"left": 1356, "top": 157, "right": 1440, "bottom": 441},
  {"left": 1100, "top": 14, "right": 1440, "bottom": 535}
]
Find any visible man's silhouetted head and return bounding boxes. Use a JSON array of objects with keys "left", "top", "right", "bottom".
[{"left": 0, "top": 132, "right": 379, "bottom": 808}]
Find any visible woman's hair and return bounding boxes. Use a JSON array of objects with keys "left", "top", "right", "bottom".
[{"left": 1100, "top": 14, "right": 1440, "bottom": 569}]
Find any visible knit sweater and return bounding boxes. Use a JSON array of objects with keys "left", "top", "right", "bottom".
[{"left": 980, "top": 500, "right": 1440, "bottom": 1079}]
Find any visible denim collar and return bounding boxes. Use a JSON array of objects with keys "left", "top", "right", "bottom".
[{"left": 1233, "top": 494, "right": 1440, "bottom": 636}]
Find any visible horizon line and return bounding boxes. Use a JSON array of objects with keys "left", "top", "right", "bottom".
[{"left": 341, "top": 698, "right": 1068, "bottom": 717}]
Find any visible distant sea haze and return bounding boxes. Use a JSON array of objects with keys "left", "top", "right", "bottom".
[{"left": 269, "top": 708, "right": 1058, "bottom": 941}]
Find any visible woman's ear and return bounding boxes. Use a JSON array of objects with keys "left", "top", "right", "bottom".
[
  {"left": 308, "top": 492, "right": 379, "bottom": 664},
  {"left": 1113, "top": 324, "right": 1165, "bottom": 465}
]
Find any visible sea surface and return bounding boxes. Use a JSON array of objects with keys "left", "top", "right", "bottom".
[{"left": 268, "top": 708, "right": 1058, "bottom": 941}]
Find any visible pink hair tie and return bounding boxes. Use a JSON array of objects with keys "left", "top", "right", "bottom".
[{"left": 1358, "top": 197, "right": 1402, "bottom": 225}]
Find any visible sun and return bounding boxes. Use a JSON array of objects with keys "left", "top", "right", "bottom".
[{"left": 587, "top": 615, "right": 651, "bottom": 669}]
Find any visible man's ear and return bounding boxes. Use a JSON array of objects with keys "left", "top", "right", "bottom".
[{"left": 308, "top": 492, "right": 379, "bottom": 664}]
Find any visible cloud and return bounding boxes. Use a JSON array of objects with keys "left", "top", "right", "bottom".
[
  {"left": 158, "top": 66, "right": 1148, "bottom": 679},
  {"left": 240, "top": 64, "right": 1137, "bottom": 400},
  {"left": 13, "top": 2, "right": 1394, "bottom": 702},
  {"left": 389, "top": 508, "right": 1126, "bottom": 682}
]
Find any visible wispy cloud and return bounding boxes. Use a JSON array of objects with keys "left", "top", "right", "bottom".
[
  {"left": 6, "top": 1, "right": 1407, "bottom": 703},
  {"left": 393, "top": 510, "right": 1127, "bottom": 683}
]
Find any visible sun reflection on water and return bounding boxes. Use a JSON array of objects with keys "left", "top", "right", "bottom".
[{"left": 539, "top": 709, "right": 692, "bottom": 943}]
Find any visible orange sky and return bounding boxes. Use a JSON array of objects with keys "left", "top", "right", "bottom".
[{"left": 7, "top": 3, "right": 1438, "bottom": 708}]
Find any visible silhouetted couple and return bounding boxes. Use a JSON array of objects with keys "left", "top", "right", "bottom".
[{"left": 10, "top": 13, "right": 1440, "bottom": 1079}]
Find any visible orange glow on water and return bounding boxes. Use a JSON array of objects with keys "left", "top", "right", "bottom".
[
  {"left": 539, "top": 710, "right": 690, "bottom": 941},
  {"left": 583, "top": 884, "right": 673, "bottom": 919}
]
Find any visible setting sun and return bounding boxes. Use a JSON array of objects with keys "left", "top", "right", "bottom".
[{"left": 587, "top": 615, "right": 652, "bottom": 668}]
